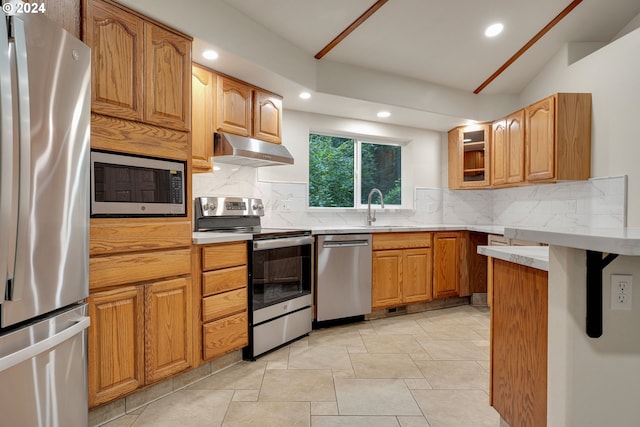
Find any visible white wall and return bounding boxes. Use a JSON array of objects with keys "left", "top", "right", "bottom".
[
  {"left": 548, "top": 247, "right": 640, "bottom": 426},
  {"left": 519, "top": 28, "right": 640, "bottom": 226},
  {"left": 258, "top": 109, "right": 444, "bottom": 190}
]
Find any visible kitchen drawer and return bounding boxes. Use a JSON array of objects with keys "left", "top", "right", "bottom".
[
  {"left": 202, "top": 312, "right": 248, "bottom": 360},
  {"left": 487, "top": 234, "right": 510, "bottom": 246},
  {"left": 202, "top": 242, "right": 247, "bottom": 271},
  {"left": 202, "top": 265, "right": 247, "bottom": 296},
  {"left": 373, "top": 232, "right": 432, "bottom": 250},
  {"left": 202, "top": 288, "right": 247, "bottom": 322}
]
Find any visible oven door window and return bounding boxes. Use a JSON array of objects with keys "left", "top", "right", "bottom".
[{"left": 252, "top": 244, "right": 311, "bottom": 310}]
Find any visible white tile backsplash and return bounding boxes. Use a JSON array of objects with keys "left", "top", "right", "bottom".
[{"left": 193, "top": 167, "right": 627, "bottom": 230}]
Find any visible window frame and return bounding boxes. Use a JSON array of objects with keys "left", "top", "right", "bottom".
[{"left": 307, "top": 131, "right": 405, "bottom": 210}]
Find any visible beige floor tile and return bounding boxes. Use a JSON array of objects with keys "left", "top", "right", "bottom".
[
  {"left": 417, "top": 323, "right": 486, "bottom": 340},
  {"left": 409, "top": 352, "right": 433, "bottom": 361},
  {"left": 223, "top": 401, "right": 310, "bottom": 427},
  {"left": 288, "top": 344, "right": 353, "bottom": 370},
  {"left": 309, "top": 326, "right": 367, "bottom": 347},
  {"left": 131, "top": 389, "right": 233, "bottom": 427},
  {"left": 312, "top": 415, "right": 402, "bottom": 427},
  {"left": 332, "top": 369, "right": 356, "bottom": 379},
  {"left": 415, "top": 360, "right": 489, "bottom": 390},
  {"left": 190, "top": 361, "right": 266, "bottom": 390},
  {"left": 404, "top": 378, "right": 432, "bottom": 390},
  {"left": 311, "top": 401, "right": 339, "bottom": 415},
  {"left": 471, "top": 327, "right": 491, "bottom": 339},
  {"left": 412, "top": 389, "right": 499, "bottom": 427},
  {"left": 335, "top": 378, "right": 422, "bottom": 416},
  {"left": 476, "top": 360, "right": 490, "bottom": 371},
  {"left": 259, "top": 345, "right": 290, "bottom": 362},
  {"left": 259, "top": 369, "right": 336, "bottom": 401},
  {"left": 397, "top": 416, "right": 432, "bottom": 427},
  {"left": 232, "top": 389, "right": 259, "bottom": 402},
  {"left": 371, "top": 317, "right": 429, "bottom": 336},
  {"left": 416, "top": 339, "right": 489, "bottom": 361},
  {"left": 362, "top": 334, "right": 426, "bottom": 354},
  {"left": 350, "top": 353, "right": 423, "bottom": 379},
  {"left": 347, "top": 343, "right": 369, "bottom": 353},
  {"left": 101, "top": 414, "right": 138, "bottom": 427},
  {"left": 266, "top": 359, "right": 289, "bottom": 369}
]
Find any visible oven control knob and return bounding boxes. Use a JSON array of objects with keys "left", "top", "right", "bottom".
[{"left": 253, "top": 204, "right": 264, "bottom": 211}]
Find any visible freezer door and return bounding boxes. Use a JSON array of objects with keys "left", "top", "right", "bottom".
[
  {"left": 1, "top": 13, "right": 91, "bottom": 327},
  {"left": 0, "top": 304, "right": 90, "bottom": 427}
]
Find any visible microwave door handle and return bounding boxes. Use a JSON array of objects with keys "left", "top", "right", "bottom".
[
  {"left": 0, "top": 16, "right": 15, "bottom": 302},
  {"left": 7, "top": 17, "right": 31, "bottom": 301}
]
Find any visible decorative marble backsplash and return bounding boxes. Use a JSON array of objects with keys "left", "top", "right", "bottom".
[{"left": 192, "top": 164, "right": 627, "bottom": 230}]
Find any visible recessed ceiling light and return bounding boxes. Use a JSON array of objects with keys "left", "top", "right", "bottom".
[
  {"left": 377, "top": 111, "right": 391, "bottom": 118},
  {"left": 485, "top": 23, "right": 504, "bottom": 38},
  {"left": 202, "top": 50, "right": 219, "bottom": 60},
  {"left": 299, "top": 91, "right": 311, "bottom": 99}
]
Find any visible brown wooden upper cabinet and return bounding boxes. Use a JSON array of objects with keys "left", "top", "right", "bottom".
[
  {"left": 448, "top": 124, "right": 491, "bottom": 189},
  {"left": 491, "top": 110, "right": 525, "bottom": 187},
  {"left": 253, "top": 89, "right": 284, "bottom": 144},
  {"left": 215, "top": 75, "right": 283, "bottom": 144},
  {"left": 216, "top": 75, "right": 253, "bottom": 137},
  {"left": 525, "top": 93, "right": 591, "bottom": 182},
  {"left": 83, "top": 0, "right": 192, "bottom": 132},
  {"left": 192, "top": 64, "right": 215, "bottom": 172},
  {"left": 448, "top": 93, "right": 591, "bottom": 189}
]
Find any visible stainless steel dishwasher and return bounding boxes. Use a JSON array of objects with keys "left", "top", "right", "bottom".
[{"left": 316, "top": 234, "right": 372, "bottom": 321}]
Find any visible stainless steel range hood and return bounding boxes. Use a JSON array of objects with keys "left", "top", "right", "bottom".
[{"left": 213, "top": 132, "right": 294, "bottom": 167}]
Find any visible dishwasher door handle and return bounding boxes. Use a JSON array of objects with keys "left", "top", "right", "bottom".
[{"left": 322, "top": 240, "right": 370, "bottom": 248}]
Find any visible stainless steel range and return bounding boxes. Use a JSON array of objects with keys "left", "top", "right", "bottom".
[{"left": 195, "top": 196, "right": 313, "bottom": 359}]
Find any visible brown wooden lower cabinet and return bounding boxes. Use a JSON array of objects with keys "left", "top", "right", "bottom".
[
  {"left": 144, "top": 277, "right": 192, "bottom": 383},
  {"left": 371, "top": 233, "right": 433, "bottom": 309},
  {"left": 88, "top": 286, "right": 144, "bottom": 408},
  {"left": 193, "top": 241, "right": 249, "bottom": 364},
  {"left": 88, "top": 277, "right": 192, "bottom": 408},
  {"left": 491, "top": 259, "right": 548, "bottom": 427},
  {"left": 433, "top": 232, "right": 461, "bottom": 298}
]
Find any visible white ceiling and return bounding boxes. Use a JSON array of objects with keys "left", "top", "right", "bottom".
[
  {"left": 222, "top": 0, "right": 639, "bottom": 95},
  {"left": 119, "top": 0, "right": 640, "bottom": 130}
]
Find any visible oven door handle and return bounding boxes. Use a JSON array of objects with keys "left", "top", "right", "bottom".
[{"left": 253, "top": 235, "right": 314, "bottom": 251}]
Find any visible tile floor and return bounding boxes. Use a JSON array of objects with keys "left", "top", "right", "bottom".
[{"left": 103, "top": 305, "right": 499, "bottom": 427}]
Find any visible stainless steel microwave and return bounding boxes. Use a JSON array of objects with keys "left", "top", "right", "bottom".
[{"left": 90, "top": 150, "right": 186, "bottom": 217}]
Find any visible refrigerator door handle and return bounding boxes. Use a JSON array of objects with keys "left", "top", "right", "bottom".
[
  {"left": 7, "top": 16, "right": 32, "bottom": 301},
  {"left": 0, "top": 316, "right": 90, "bottom": 373},
  {"left": 0, "top": 13, "right": 14, "bottom": 302}
]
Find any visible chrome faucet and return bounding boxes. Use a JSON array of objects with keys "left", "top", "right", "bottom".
[{"left": 367, "top": 188, "right": 384, "bottom": 226}]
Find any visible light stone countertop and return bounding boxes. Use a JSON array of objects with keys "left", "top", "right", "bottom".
[
  {"left": 477, "top": 245, "right": 549, "bottom": 271},
  {"left": 308, "top": 224, "right": 505, "bottom": 235},
  {"left": 504, "top": 226, "right": 640, "bottom": 256},
  {"left": 192, "top": 224, "right": 507, "bottom": 244}
]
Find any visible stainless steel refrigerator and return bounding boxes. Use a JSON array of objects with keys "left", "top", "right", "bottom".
[{"left": 0, "top": 7, "right": 91, "bottom": 427}]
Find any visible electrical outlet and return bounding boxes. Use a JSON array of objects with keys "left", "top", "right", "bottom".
[
  {"left": 281, "top": 200, "right": 291, "bottom": 211},
  {"left": 611, "top": 274, "right": 633, "bottom": 310}
]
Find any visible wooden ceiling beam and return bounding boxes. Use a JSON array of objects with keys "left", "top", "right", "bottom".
[
  {"left": 314, "top": 0, "right": 389, "bottom": 60},
  {"left": 473, "top": 0, "right": 583, "bottom": 94}
]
